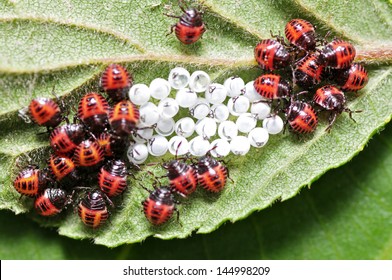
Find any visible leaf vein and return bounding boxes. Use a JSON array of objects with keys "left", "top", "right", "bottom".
[{"left": 0, "top": 16, "right": 146, "bottom": 54}]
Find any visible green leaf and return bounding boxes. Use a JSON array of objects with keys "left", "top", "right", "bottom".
[
  {"left": 2, "top": 121, "right": 392, "bottom": 259},
  {"left": 0, "top": 0, "right": 391, "bottom": 247}
]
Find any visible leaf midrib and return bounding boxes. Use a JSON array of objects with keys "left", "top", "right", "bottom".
[{"left": 0, "top": 16, "right": 146, "bottom": 53}]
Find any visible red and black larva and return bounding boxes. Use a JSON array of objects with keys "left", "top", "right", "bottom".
[
  {"left": 48, "top": 155, "right": 81, "bottom": 189},
  {"left": 284, "top": 100, "right": 318, "bottom": 134},
  {"left": 49, "top": 123, "right": 86, "bottom": 156},
  {"left": 318, "top": 39, "right": 356, "bottom": 69},
  {"left": 166, "top": 0, "right": 206, "bottom": 45},
  {"left": 293, "top": 53, "right": 325, "bottom": 89},
  {"left": 313, "top": 85, "right": 361, "bottom": 132},
  {"left": 331, "top": 63, "right": 369, "bottom": 92},
  {"left": 196, "top": 154, "right": 228, "bottom": 193},
  {"left": 254, "top": 39, "right": 291, "bottom": 71},
  {"left": 77, "top": 92, "right": 109, "bottom": 135},
  {"left": 34, "top": 188, "right": 71, "bottom": 217},
  {"left": 109, "top": 100, "right": 140, "bottom": 137},
  {"left": 162, "top": 159, "right": 198, "bottom": 197},
  {"left": 100, "top": 64, "right": 133, "bottom": 102},
  {"left": 27, "top": 97, "right": 63, "bottom": 129},
  {"left": 98, "top": 159, "right": 128, "bottom": 197},
  {"left": 78, "top": 190, "right": 110, "bottom": 229},
  {"left": 72, "top": 139, "right": 105, "bottom": 170},
  {"left": 97, "top": 132, "right": 130, "bottom": 158},
  {"left": 285, "top": 18, "right": 317, "bottom": 51},
  {"left": 142, "top": 186, "right": 179, "bottom": 226},
  {"left": 253, "top": 74, "right": 292, "bottom": 100},
  {"left": 13, "top": 165, "right": 50, "bottom": 197}
]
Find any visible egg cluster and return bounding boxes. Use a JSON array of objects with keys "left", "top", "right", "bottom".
[{"left": 127, "top": 66, "right": 285, "bottom": 165}]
